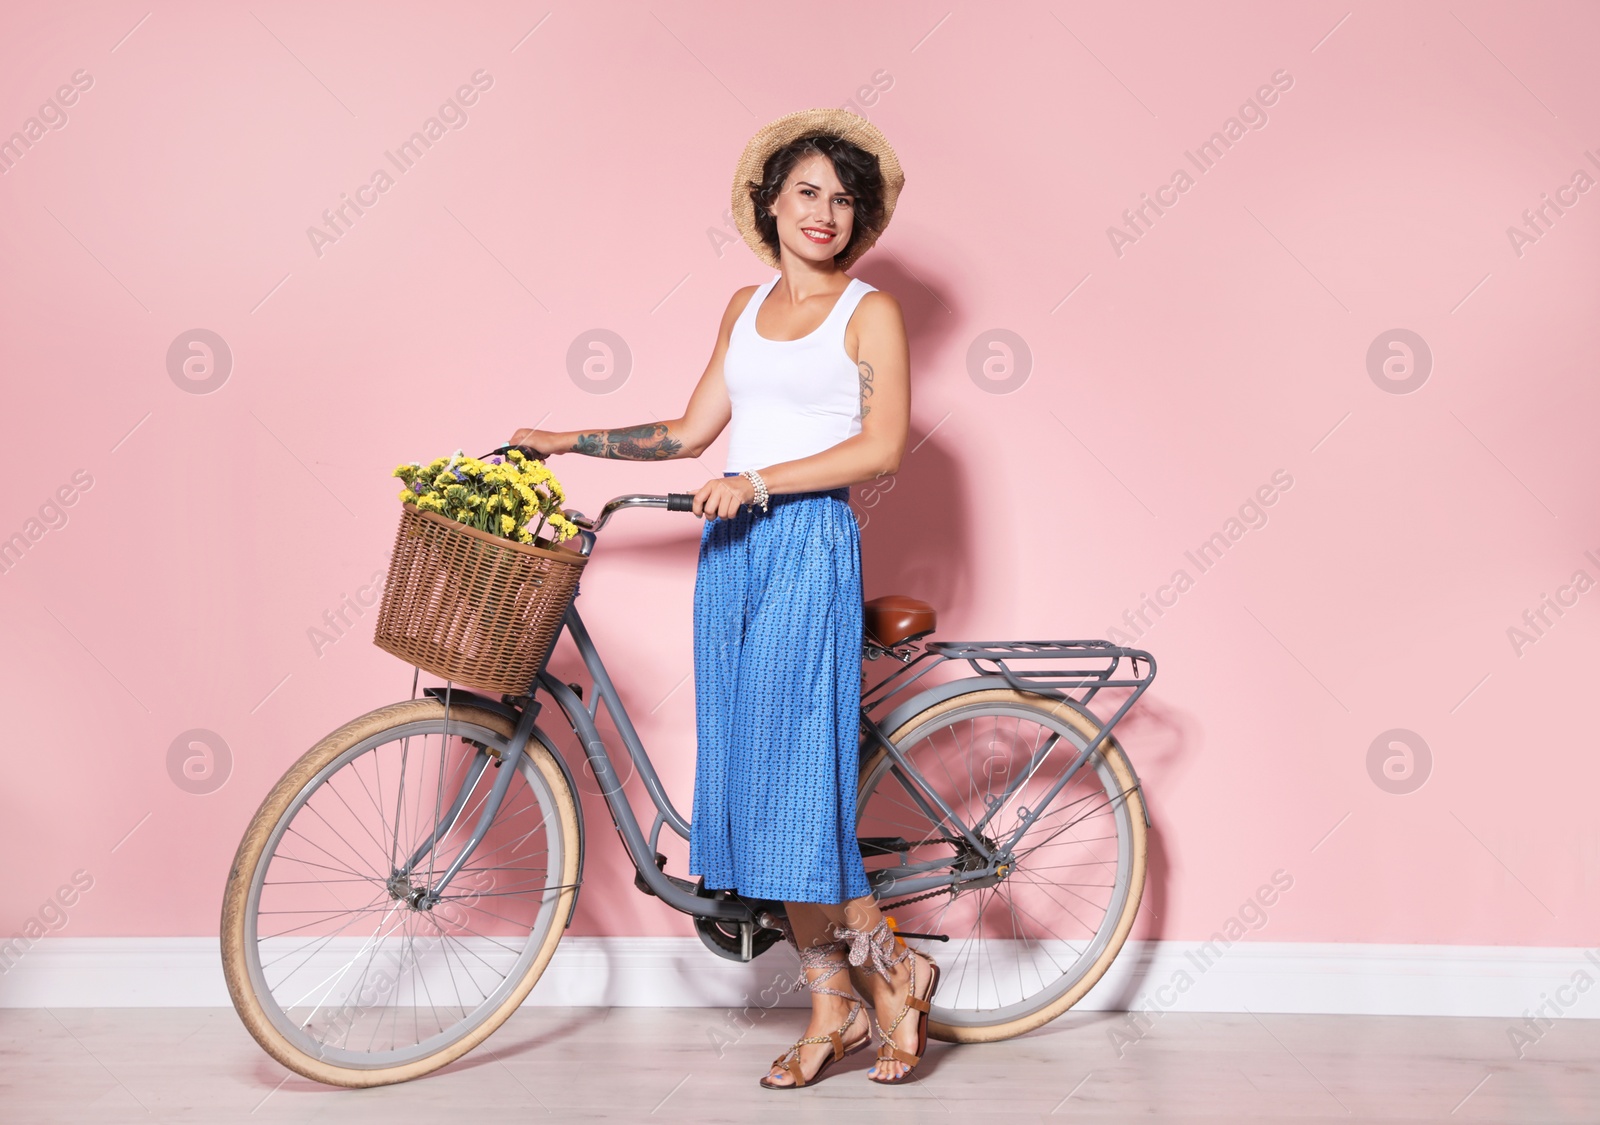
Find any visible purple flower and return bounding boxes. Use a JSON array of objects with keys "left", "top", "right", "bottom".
[
  {"left": 411, "top": 480, "right": 425, "bottom": 493},
  {"left": 487, "top": 455, "right": 504, "bottom": 465}
]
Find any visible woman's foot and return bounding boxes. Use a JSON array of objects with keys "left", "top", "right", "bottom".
[
  {"left": 863, "top": 946, "right": 937, "bottom": 1082},
  {"left": 831, "top": 917, "right": 939, "bottom": 1084},
  {"left": 759, "top": 939, "right": 871, "bottom": 1089},
  {"left": 761, "top": 997, "right": 870, "bottom": 1088}
]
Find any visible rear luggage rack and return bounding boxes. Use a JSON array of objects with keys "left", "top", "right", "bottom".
[
  {"left": 857, "top": 636, "right": 1160, "bottom": 836},
  {"left": 923, "top": 639, "right": 1155, "bottom": 700},
  {"left": 861, "top": 635, "right": 1157, "bottom": 730}
]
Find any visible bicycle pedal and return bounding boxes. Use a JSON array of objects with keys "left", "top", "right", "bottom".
[{"left": 633, "top": 851, "right": 668, "bottom": 896}]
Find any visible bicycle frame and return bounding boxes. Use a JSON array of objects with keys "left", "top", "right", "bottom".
[{"left": 403, "top": 494, "right": 1158, "bottom": 957}]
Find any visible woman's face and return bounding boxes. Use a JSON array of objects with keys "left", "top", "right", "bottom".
[{"left": 766, "top": 152, "right": 856, "bottom": 266}]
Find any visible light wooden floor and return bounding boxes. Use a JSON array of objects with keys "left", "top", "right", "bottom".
[{"left": 2, "top": 1006, "right": 1596, "bottom": 1123}]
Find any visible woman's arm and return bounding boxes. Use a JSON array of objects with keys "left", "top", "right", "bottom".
[
  {"left": 508, "top": 287, "right": 755, "bottom": 460},
  {"left": 692, "top": 290, "right": 910, "bottom": 517}
]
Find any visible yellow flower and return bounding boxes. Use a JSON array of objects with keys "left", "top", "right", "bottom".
[{"left": 395, "top": 450, "right": 578, "bottom": 543}]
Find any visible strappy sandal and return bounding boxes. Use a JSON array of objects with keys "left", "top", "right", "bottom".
[
  {"left": 834, "top": 918, "right": 941, "bottom": 1085},
  {"left": 758, "top": 941, "right": 871, "bottom": 1090}
]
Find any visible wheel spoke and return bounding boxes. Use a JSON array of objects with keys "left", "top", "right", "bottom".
[
  {"left": 232, "top": 708, "right": 573, "bottom": 1072},
  {"left": 858, "top": 696, "right": 1141, "bottom": 1028},
  {"left": 260, "top": 889, "right": 392, "bottom": 974}
]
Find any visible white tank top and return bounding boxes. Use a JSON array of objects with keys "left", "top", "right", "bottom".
[{"left": 723, "top": 272, "right": 876, "bottom": 474}]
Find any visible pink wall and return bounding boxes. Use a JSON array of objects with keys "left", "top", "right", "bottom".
[{"left": 1, "top": 1, "right": 1595, "bottom": 950}]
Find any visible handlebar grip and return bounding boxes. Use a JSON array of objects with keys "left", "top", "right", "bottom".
[
  {"left": 483, "top": 444, "right": 544, "bottom": 461},
  {"left": 666, "top": 493, "right": 695, "bottom": 512}
]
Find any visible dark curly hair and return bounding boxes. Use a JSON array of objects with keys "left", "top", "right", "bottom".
[{"left": 747, "top": 132, "right": 886, "bottom": 265}]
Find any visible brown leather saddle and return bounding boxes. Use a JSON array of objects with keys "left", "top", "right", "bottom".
[{"left": 863, "top": 594, "right": 937, "bottom": 649}]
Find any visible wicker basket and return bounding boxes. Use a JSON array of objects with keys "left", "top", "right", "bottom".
[{"left": 372, "top": 504, "right": 587, "bottom": 694}]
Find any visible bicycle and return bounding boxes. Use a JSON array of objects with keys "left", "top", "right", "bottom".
[{"left": 220, "top": 464, "right": 1158, "bottom": 1087}]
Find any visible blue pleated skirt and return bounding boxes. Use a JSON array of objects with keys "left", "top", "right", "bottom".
[{"left": 688, "top": 477, "right": 872, "bottom": 904}]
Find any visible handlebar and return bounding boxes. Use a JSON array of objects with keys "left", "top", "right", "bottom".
[
  {"left": 480, "top": 446, "right": 696, "bottom": 551},
  {"left": 559, "top": 495, "right": 697, "bottom": 558}
]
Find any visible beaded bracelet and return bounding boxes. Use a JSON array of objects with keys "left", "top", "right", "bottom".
[{"left": 739, "top": 468, "right": 770, "bottom": 513}]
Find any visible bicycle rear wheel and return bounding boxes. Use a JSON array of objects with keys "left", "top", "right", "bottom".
[
  {"left": 857, "top": 687, "right": 1147, "bottom": 1042},
  {"left": 220, "top": 698, "right": 579, "bottom": 1086}
]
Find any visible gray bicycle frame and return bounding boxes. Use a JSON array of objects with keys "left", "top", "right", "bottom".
[{"left": 405, "top": 494, "right": 1156, "bottom": 923}]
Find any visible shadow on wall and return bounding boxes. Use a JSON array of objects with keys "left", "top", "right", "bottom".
[
  {"left": 852, "top": 258, "right": 968, "bottom": 615},
  {"left": 855, "top": 432, "right": 967, "bottom": 611}
]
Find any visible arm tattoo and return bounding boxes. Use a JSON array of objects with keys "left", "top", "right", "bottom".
[
  {"left": 572, "top": 423, "right": 684, "bottom": 460},
  {"left": 858, "top": 360, "right": 875, "bottom": 420}
]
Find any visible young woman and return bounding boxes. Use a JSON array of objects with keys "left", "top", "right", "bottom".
[{"left": 508, "top": 108, "right": 936, "bottom": 1088}]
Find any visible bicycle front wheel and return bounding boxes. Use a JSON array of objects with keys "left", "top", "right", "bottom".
[
  {"left": 857, "top": 688, "right": 1147, "bottom": 1043},
  {"left": 220, "top": 697, "right": 580, "bottom": 1087}
]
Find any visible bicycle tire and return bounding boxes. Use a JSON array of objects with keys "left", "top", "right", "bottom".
[
  {"left": 220, "top": 698, "right": 580, "bottom": 1087},
  {"left": 857, "top": 687, "right": 1147, "bottom": 1043}
]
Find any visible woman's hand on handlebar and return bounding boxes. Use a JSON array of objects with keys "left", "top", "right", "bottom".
[
  {"left": 692, "top": 474, "right": 756, "bottom": 520},
  {"left": 506, "top": 428, "right": 568, "bottom": 459}
]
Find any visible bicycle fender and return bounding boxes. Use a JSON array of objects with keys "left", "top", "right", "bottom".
[
  {"left": 531, "top": 720, "right": 586, "bottom": 929},
  {"left": 871, "top": 674, "right": 1043, "bottom": 737},
  {"left": 870, "top": 675, "right": 1150, "bottom": 829},
  {"left": 422, "top": 686, "right": 519, "bottom": 723}
]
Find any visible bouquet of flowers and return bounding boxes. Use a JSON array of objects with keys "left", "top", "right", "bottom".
[{"left": 392, "top": 448, "right": 577, "bottom": 546}]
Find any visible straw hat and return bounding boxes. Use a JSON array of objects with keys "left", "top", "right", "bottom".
[{"left": 731, "top": 108, "right": 905, "bottom": 270}]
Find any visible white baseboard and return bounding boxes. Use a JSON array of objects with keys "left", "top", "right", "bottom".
[{"left": 2, "top": 936, "right": 1598, "bottom": 1018}]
